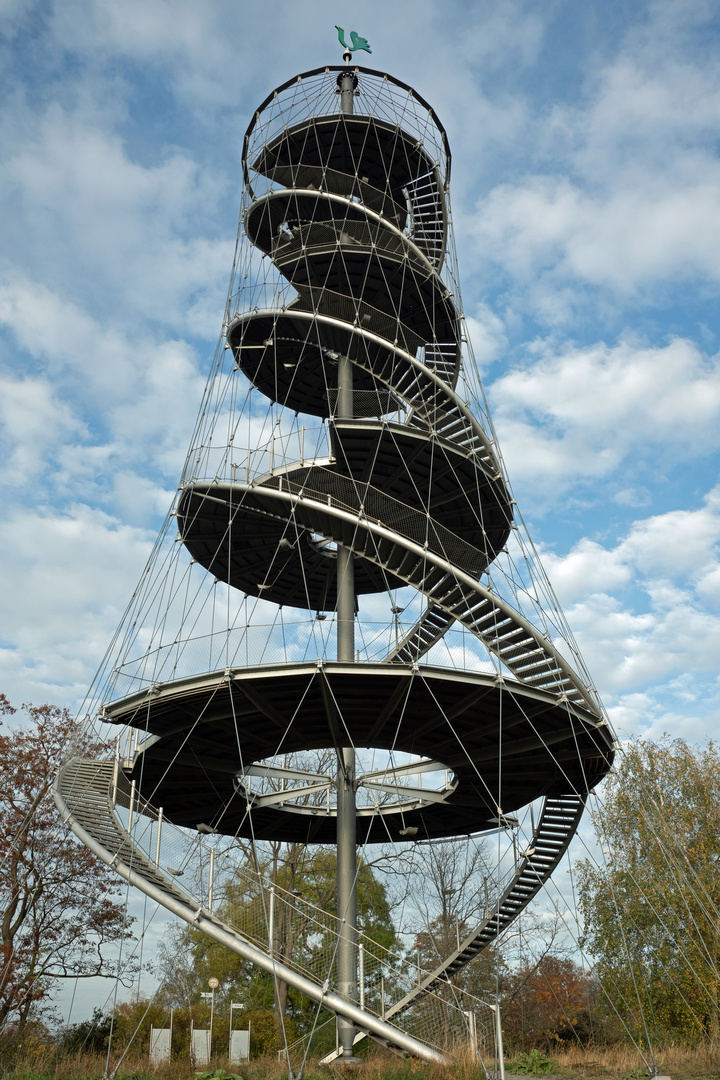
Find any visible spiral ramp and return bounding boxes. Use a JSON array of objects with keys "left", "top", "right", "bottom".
[{"left": 55, "top": 65, "right": 614, "bottom": 1065}]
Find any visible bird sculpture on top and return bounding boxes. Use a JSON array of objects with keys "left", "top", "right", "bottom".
[{"left": 335, "top": 25, "right": 372, "bottom": 54}]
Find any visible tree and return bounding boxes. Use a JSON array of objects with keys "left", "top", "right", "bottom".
[
  {"left": 501, "top": 955, "right": 597, "bottom": 1052},
  {"left": 0, "top": 695, "right": 133, "bottom": 1033},
  {"left": 576, "top": 736, "right": 720, "bottom": 1043},
  {"left": 60, "top": 1006, "right": 113, "bottom": 1053},
  {"left": 154, "top": 843, "right": 400, "bottom": 1053}
]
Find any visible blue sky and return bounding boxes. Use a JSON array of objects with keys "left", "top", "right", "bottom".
[
  {"left": 1, "top": 0, "right": 719, "bottom": 746},
  {"left": 1, "top": 0, "right": 719, "bottom": 1027}
]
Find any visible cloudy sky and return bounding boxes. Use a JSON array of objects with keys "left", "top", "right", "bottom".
[
  {"left": 2, "top": 0, "right": 718, "bottom": 744},
  {"left": 1, "top": 0, "right": 718, "bottom": 1027},
  {"left": 0, "top": 0, "right": 717, "bottom": 729}
]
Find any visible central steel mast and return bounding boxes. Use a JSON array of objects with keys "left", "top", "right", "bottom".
[{"left": 335, "top": 56, "right": 359, "bottom": 1062}]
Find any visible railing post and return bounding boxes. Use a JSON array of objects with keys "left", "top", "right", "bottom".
[
  {"left": 127, "top": 779, "right": 136, "bottom": 836},
  {"left": 359, "top": 943, "right": 364, "bottom": 1009},
  {"left": 465, "top": 1010, "right": 479, "bottom": 1062},
  {"left": 208, "top": 847, "right": 215, "bottom": 914},
  {"left": 112, "top": 737, "right": 120, "bottom": 804}
]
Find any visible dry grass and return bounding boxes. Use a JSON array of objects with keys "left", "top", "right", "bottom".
[
  {"left": 2, "top": 1041, "right": 720, "bottom": 1080},
  {"left": 552, "top": 1040, "right": 720, "bottom": 1078}
]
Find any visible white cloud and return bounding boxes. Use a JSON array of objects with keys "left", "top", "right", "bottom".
[
  {"left": 0, "top": 503, "right": 153, "bottom": 706},
  {"left": 543, "top": 538, "right": 633, "bottom": 596},
  {"left": 568, "top": 589, "right": 720, "bottom": 693},
  {"left": 0, "top": 0, "right": 36, "bottom": 30},
  {"left": 613, "top": 487, "right": 651, "bottom": 508},
  {"left": 544, "top": 488, "right": 720, "bottom": 608},
  {"left": 0, "top": 375, "right": 86, "bottom": 483},
  {"left": 541, "top": 488, "right": 720, "bottom": 697},
  {"left": 471, "top": 169, "right": 720, "bottom": 305},
  {"left": 607, "top": 679, "right": 720, "bottom": 743},
  {"left": 490, "top": 336, "right": 720, "bottom": 491},
  {"left": 0, "top": 103, "right": 231, "bottom": 330},
  {"left": 0, "top": 277, "right": 206, "bottom": 490},
  {"left": 464, "top": 303, "right": 508, "bottom": 371},
  {"left": 463, "top": 7, "right": 720, "bottom": 317}
]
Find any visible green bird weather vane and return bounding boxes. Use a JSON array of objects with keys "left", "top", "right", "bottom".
[{"left": 335, "top": 25, "right": 372, "bottom": 57}]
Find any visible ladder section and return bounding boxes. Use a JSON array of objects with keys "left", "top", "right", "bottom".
[
  {"left": 406, "top": 169, "right": 448, "bottom": 270},
  {"left": 385, "top": 604, "right": 456, "bottom": 664},
  {"left": 370, "top": 535, "right": 591, "bottom": 708}
]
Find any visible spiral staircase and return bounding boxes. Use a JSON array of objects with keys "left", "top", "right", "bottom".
[{"left": 55, "top": 60, "right": 614, "bottom": 1065}]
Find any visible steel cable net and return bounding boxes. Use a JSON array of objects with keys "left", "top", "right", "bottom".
[
  {"left": 102, "top": 771, "right": 500, "bottom": 1059},
  {"left": 55, "top": 62, "right": 615, "bottom": 1063}
]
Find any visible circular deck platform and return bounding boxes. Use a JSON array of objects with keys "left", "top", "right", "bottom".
[{"left": 104, "top": 663, "right": 613, "bottom": 843}]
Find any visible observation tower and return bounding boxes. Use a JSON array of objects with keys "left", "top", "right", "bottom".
[{"left": 55, "top": 43, "right": 614, "bottom": 1066}]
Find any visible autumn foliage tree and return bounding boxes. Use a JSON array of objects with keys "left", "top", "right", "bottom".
[
  {"left": 502, "top": 955, "right": 597, "bottom": 1052},
  {"left": 576, "top": 737, "right": 720, "bottom": 1043},
  {"left": 0, "top": 695, "right": 133, "bottom": 1034}
]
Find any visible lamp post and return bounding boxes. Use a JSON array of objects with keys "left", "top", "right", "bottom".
[{"left": 201, "top": 977, "right": 219, "bottom": 1060}]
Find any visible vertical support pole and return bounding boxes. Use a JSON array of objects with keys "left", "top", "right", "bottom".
[
  {"left": 208, "top": 847, "right": 215, "bottom": 914},
  {"left": 336, "top": 355, "right": 355, "bottom": 666},
  {"left": 336, "top": 341, "right": 357, "bottom": 1058},
  {"left": 495, "top": 1003, "right": 505, "bottom": 1080},
  {"left": 210, "top": 988, "right": 214, "bottom": 1062},
  {"left": 340, "top": 65, "right": 355, "bottom": 116},
  {"left": 336, "top": 741, "right": 357, "bottom": 1057},
  {"left": 155, "top": 807, "right": 164, "bottom": 867},
  {"left": 465, "top": 1010, "right": 478, "bottom": 1062}
]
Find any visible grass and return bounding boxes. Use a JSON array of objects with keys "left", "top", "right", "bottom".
[{"left": 2, "top": 1041, "right": 720, "bottom": 1080}]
